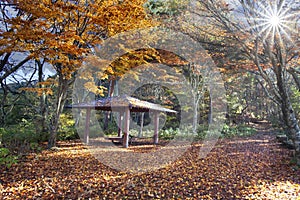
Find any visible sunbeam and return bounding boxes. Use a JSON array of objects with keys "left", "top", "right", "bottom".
[{"left": 233, "top": 0, "right": 299, "bottom": 45}]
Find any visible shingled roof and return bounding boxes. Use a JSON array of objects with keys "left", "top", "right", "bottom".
[{"left": 68, "top": 95, "right": 176, "bottom": 113}]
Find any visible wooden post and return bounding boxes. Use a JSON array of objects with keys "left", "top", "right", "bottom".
[
  {"left": 123, "top": 107, "right": 130, "bottom": 148},
  {"left": 84, "top": 108, "right": 91, "bottom": 144},
  {"left": 153, "top": 111, "right": 159, "bottom": 144},
  {"left": 118, "top": 111, "right": 123, "bottom": 137}
]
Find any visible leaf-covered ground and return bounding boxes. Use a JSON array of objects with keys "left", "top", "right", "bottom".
[{"left": 1, "top": 123, "right": 300, "bottom": 199}]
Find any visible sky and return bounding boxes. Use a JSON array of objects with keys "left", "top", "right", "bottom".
[{"left": 0, "top": 3, "right": 56, "bottom": 84}]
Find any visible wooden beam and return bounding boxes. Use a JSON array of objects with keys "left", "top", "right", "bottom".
[
  {"left": 84, "top": 108, "right": 91, "bottom": 144},
  {"left": 123, "top": 107, "right": 130, "bottom": 148},
  {"left": 153, "top": 111, "right": 159, "bottom": 144}
]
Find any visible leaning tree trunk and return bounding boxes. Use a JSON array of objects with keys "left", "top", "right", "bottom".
[
  {"left": 275, "top": 63, "right": 300, "bottom": 164},
  {"left": 278, "top": 85, "right": 300, "bottom": 162},
  {"left": 48, "top": 76, "right": 70, "bottom": 148}
]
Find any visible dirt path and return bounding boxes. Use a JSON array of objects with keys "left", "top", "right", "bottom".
[{"left": 1, "top": 123, "right": 299, "bottom": 199}]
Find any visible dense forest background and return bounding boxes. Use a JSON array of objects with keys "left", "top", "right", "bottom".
[{"left": 0, "top": 0, "right": 299, "bottom": 166}]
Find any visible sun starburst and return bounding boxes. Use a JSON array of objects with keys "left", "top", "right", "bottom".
[
  {"left": 269, "top": 15, "right": 281, "bottom": 28},
  {"left": 234, "top": 0, "right": 299, "bottom": 46}
]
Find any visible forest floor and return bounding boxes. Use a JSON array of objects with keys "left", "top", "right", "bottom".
[{"left": 1, "top": 122, "right": 300, "bottom": 199}]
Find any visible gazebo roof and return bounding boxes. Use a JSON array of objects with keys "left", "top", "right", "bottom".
[{"left": 68, "top": 95, "right": 176, "bottom": 113}]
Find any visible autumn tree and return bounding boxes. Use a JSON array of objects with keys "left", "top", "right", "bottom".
[
  {"left": 146, "top": 0, "right": 300, "bottom": 160},
  {"left": 189, "top": 0, "right": 300, "bottom": 163},
  {"left": 0, "top": 0, "right": 155, "bottom": 147}
]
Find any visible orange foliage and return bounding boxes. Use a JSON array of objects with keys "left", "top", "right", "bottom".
[{"left": 1, "top": 0, "right": 156, "bottom": 80}]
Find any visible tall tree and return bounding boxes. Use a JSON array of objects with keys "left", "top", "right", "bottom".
[
  {"left": 1, "top": 0, "right": 155, "bottom": 147},
  {"left": 194, "top": 0, "right": 300, "bottom": 163}
]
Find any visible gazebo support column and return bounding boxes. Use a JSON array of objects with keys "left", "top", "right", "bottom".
[
  {"left": 153, "top": 111, "right": 159, "bottom": 144},
  {"left": 118, "top": 111, "right": 123, "bottom": 137},
  {"left": 84, "top": 108, "right": 91, "bottom": 144},
  {"left": 123, "top": 107, "right": 130, "bottom": 148}
]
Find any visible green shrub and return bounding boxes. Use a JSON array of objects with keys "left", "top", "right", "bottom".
[
  {"left": 159, "top": 127, "right": 177, "bottom": 140},
  {"left": 221, "top": 124, "right": 237, "bottom": 138},
  {"left": 159, "top": 126, "right": 195, "bottom": 141},
  {"left": 58, "top": 125, "right": 79, "bottom": 140},
  {"left": 58, "top": 113, "right": 79, "bottom": 140},
  {"left": 195, "top": 124, "right": 209, "bottom": 140},
  {"left": 0, "top": 147, "right": 18, "bottom": 168},
  {"left": 158, "top": 124, "right": 256, "bottom": 141},
  {"left": 30, "top": 142, "right": 43, "bottom": 153},
  {"left": 221, "top": 124, "right": 256, "bottom": 138},
  {"left": 1, "top": 119, "right": 45, "bottom": 153},
  {"left": 103, "top": 121, "right": 119, "bottom": 135},
  {"left": 236, "top": 124, "right": 257, "bottom": 137}
]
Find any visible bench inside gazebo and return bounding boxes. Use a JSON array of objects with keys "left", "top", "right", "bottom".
[{"left": 68, "top": 95, "right": 176, "bottom": 148}]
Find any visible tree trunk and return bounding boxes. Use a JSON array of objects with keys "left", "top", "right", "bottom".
[
  {"left": 48, "top": 115, "right": 59, "bottom": 148},
  {"left": 279, "top": 94, "right": 300, "bottom": 158},
  {"left": 280, "top": 97, "right": 300, "bottom": 164},
  {"left": 192, "top": 95, "right": 199, "bottom": 133},
  {"left": 208, "top": 93, "right": 212, "bottom": 124},
  {"left": 47, "top": 76, "right": 70, "bottom": 148},
  {"left": 0, "top": 83, "right": 8, "bottom": 126},
  {"left": 37, "top": 60, "right": 48, "bottom": 138},
  {"left": 275, "top": 64, "right": 300, "bottom": 164},
  {"left": 103, "top": 80, "right": 115, "bottom": 130}
]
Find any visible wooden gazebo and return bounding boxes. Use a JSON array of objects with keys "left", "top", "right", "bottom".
[{"left": 68, "top": 95, "right": 176, "bottom": 148}]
